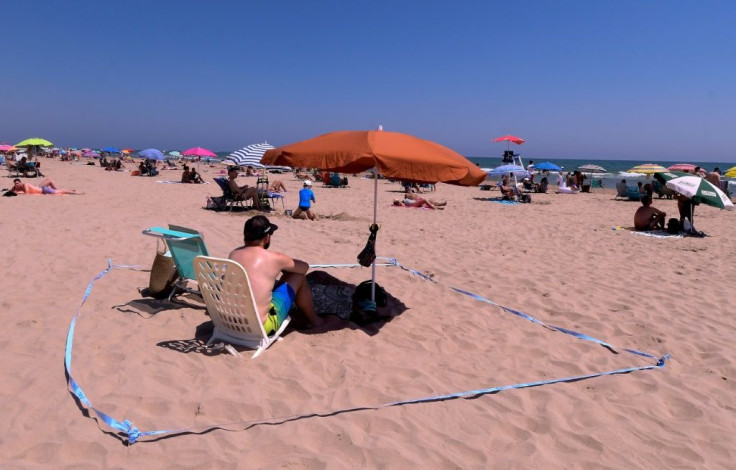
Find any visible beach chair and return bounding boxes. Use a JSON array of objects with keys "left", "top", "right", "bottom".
[
  {"left": 193, "top": 256, "right": 291, "bottom": 359},
  {"left": 255, "top": 176, "right": 286, "bottom": 210},
  {"left": 213, "top": 177, "right": 250, "bottom": 211},
  {"left": 5, "top": 159, "right": 19, "bottom": 177},
  {"left": 142, "top": 226, "right": 209, "bottom": 301},
  {"left": 627, "top": 187, "right": 642, "bottom": 201}
]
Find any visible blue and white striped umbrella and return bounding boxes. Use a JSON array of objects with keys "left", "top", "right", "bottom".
[{"left": 224, "top": 142, "right": 275, "bottom": 168}]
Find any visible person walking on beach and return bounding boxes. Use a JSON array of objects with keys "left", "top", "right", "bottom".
[
  {"left": 292, "top": 180, "right": 317, "bottom": 220},
  {"left": 229, "top": 215, "right": 323, "bottom": 333}
]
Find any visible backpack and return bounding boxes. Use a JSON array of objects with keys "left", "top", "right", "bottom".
[
  {"left": 667, "top": 218, "right": 680, "bottom": 234},
  {"left": 350, "top": 280, "right": 388, "bottom": 325}
]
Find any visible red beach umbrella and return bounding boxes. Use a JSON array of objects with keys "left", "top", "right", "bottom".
[
  {"left": 667, "top": 163, "right": 696, "bottom": 172},
  {"left": 492, "top": 134, "right": 526, "bottom": 152}
]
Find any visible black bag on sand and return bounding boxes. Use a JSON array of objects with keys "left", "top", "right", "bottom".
[
  {"left": 357, "top": 224, "right": 380, "bottom": 268},
  {"left": 667, "top": 218, "right": 680, "bottom": 234},
  {"left": 350, "top": 280, "right": 388, "bottom": 325},
  {"left": 148, "top": 240, "right": 179, "bottom": 299},
  {"left": 520, "top": 194, "right": 532, "bottom": 204}
]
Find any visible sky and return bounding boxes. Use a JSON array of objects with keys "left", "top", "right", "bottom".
[{"left": 1, "top": 0, "right": 735, "bottom": 161}]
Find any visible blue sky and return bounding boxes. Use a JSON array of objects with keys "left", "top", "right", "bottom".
[{"left": 2, "top": 1, "right": 734, "bottom": 161}]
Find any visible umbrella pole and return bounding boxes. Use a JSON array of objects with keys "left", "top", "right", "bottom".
[{"left": 371, "top": 169, "right": 378, "bottom": 302}]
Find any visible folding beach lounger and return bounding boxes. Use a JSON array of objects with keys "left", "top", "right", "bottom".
[
  {"left": 193, "top": 256, "right": 291, "bottom": 359},
  {"left": 142, "top": 226, "right": 209, "bottom": 301}
]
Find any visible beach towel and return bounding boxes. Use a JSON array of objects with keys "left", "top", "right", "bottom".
[
  {"left": 612, "top": 226, "right": 685, "bottom": 239},
  {"left": 488, "top": 197, "right": 519, "bottom": 205},
  {"left": 156, "top": 180, "right": 210, "bottom": 184}
]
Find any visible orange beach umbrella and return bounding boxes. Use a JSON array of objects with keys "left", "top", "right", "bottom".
[
  {"left": 262, "top": 129, "right": 486, "bottom": 185},
  {"left": 263, "top": 129, "right": 485, "bottom": 301}
]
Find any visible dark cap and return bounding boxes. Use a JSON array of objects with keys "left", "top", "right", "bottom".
[{"left": 243, "top": 215, "right": 278, "bottom": 241}]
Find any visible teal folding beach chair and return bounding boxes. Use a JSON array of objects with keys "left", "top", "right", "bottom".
[{"left": 142, "top": 225, "right": 209, "bottom": 300}]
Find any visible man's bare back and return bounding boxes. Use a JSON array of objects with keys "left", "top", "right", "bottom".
[
  {"left": 229, "top": 215, "right": 323, "bottom": 329},
  {"left": 229, "top": 245, "right": 304, "bottom": 322}
]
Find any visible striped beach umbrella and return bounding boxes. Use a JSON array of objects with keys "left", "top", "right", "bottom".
[
  {"left": 224, "top": 142, "right": 275, "bottom": 168},
  {"left": 627, "top": 163, "right": 668, "bottom": 174}
]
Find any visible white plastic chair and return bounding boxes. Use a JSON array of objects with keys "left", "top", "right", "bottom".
[{"left": 193, "top": 256, "right": 291, "bottom": 359}]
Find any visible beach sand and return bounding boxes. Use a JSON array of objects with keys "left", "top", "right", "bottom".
[{"left": 1, "top": 159, "right": 734, "bottom": 468}]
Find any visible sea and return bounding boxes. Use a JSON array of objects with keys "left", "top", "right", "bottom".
[{"left": 467, "top": 156, "right": 733, "bottom": 187}]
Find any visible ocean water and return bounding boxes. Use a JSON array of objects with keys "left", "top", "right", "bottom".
[{"left": 467, "top": 156, "right": 733, "bottom": 186}]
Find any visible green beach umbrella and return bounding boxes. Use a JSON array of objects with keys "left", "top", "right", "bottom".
[
  {"left": 663, "top": 174, "right": 733, "bottom": 210},
  {"left": 16, "top": 137, "right": 53, "bottom": 147}
]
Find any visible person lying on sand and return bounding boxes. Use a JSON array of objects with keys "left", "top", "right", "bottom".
[
  {"left": 229, "top": 215, "right": 323, "bottom": 332},
  {"left": 634, "top": 195, "right": 666, "bottom": 231},
  {"left": 403, "top": 191, "right": 447, "bottom": 207},
  {"left": 11, "top": 178, "right": 82, "bottom": 195},
  {"left": 393, "top": 198, "right": 444, "bottom": 209}
]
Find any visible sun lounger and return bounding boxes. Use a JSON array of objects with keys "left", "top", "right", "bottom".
[
  {"left": 193, "top": 256, "right": 291, "bottom": 359},
  {"left": 142, "top": 226, "right": 209, "bottom": 301},
  {"left": 213, "top": 177, "right": 251, "bottom": 211}
]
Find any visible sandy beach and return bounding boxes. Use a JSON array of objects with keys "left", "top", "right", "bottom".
[{"left": 1, "top": 158, "right": 734, "bottom": 468}]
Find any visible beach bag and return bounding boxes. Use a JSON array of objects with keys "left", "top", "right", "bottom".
[
  {"left": 2, "top": 190, "right": 17, "bottom": 197},
  {"left": 520, "top": 194, "right": 532, "bottom": 204},
  {"left": 350, "top": 280, "right": 388, "bottom": 325},
  {"left": 148, "top": 239, "right": 179, "bottom": 299},
  {"left": 205, "top": 195, "right": 225, "bottom": 210},
  {"left": 667, "top": 218, "right": 680, "bottom": 234}
]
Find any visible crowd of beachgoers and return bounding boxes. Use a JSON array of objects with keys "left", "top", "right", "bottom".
[{"left": 1, "top": 143, "right": 735, "bottom": 468}]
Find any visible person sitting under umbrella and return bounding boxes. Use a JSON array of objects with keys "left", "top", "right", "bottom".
[
  {"left": 634, "top": 195, "right": 666, "bottom": 231},
  {"left": 497, "top": 175, "right": 518, "bottom": 199}
]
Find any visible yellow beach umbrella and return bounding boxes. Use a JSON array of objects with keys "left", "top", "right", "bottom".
[
  {"left": 724, "top": 166, "right": 736, "bottom": 178},
  {"left": 627, "top": 163, "right": 668, "bottom": 174}
]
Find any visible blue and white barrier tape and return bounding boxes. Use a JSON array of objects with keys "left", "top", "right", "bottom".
[{"left": 66, "top": 257, "right": 667, "bottom": 444}]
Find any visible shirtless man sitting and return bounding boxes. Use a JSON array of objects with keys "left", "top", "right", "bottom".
[
  {"left": 227, "top": 168, "right": 262, "bottom": 210},
  {"left": 11, "top": 178, "right": 82, "bottom": 195},
  {"left": 229, "top": 216, "right": 323, "bottom": 333},
  {"left": 634, "top": 195, "right": 666, "bottom": 231}
]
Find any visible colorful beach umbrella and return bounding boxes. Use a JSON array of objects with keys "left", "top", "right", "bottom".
[
  {"left": 224, "top": 142, "right": 275, "bottom": 168},
  {"left": 487, "top": 164, "right": 529, "bottom": 178},
  {"left": 724, "top": 166, "right": 736, "bottom": 178},
  {"left": 102, "top": 147, "right": 120, "bottom": 153},
  {"left": 0, "top": 144, "right": 17, "bottom": 153},
  {"left": 655, "top": 173, "right": 733, "bottom": 210},
  {"left": 667, "top": 163, "right": 697, "bottom": 172},
  {"left": 627, "top": 163, "right": 668, "bottom": 175},
  {"left": 168, "top": 151, "right": 181, "bottom": 157},
  {"left": 16, "top": 137, "right": 53, "bottom": 147},
  {"left": 83, "top": 151, "right": 100, "bottom": 158},
  {"left": 533, "top": 162, "right": 562, "bottom": 172},
  {"left": 577, "top": 164, "right": 606, "bottom": 173},
  {"left": 182, "top": 147, "right": 217, "bottom": 158},
  {"left": 263, "top": 129, "right": 486, "bottom": 301},
  {"left": 138, "top": 148, "right": 165, "bottom": 160},
  {"left": 491, "top": 134, "right": 525, "bottom": 152}
]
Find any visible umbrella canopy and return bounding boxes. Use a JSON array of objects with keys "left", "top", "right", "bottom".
[
  {"left": 138, "top": 148, "right": 165, "bottom": 160},
  {"left": 654, "top": 172, "right": 733, "bottom": 210},
  {"left": 0, "top": 144, "right": 17, "bottom": 152},
  {"left": 122, "top": 148, "right": 134, "bottom": 153},
  {"left": 487, "top": 164, "right": 529, "bottom": 178},
  {"left": 182, "top": 147, "right": 217, "bottom": 158},
  {"left": 667, "top": 163, "right": 697, "bottom": 172},
  {"left": 577, "top": 164, "right": 607, "bottom": 173},
  {"left": 102, "top": 147, "right": 120, "bottom": 153},
  {"left": 533, "top": 162, "right": 562, "bottom": 171},
  {"left": 225, "top": 142, "right": 276, "bottom": 168},
  {"left": 168, "top": 151, "right": 181, "bottom": 157},
  {"left": 83, "top": 151, "right": 100, "bottom": 158},
  {"left": 263, "top": 131, "right": 486, "bottom": 185},
  {"left": 263, "top": 129, "right": 485, "bottom": 302},
  {"left": 627, "top": 163, "right": 668, "bottom": 174},
  {"left": 491, "top": 135, "right": 525, "bottom": 145},
  {"left": 724, "top": 166, "right": 736, "bottom": 178},
  {"left": 16, "top": 137, "right": 53, "bottom": 147}
]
